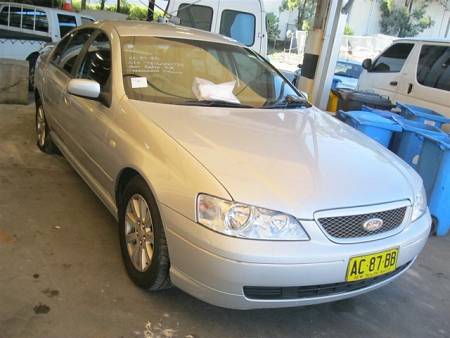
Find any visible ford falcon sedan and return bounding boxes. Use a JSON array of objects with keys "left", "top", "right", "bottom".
[{"left": 34, "top": 21, "right": 431, "bottom": 309}]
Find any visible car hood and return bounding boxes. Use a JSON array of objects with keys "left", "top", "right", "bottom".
[{"left": 131, "top": 101, "right": 416, "bottom": 219}]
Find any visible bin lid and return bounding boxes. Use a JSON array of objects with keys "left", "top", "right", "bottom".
[
  {"left": 346, "top": 111, "right": 402, "bottom": 132},
  {"left": 392, "top": 115, "right": 446, "bottom": 136},
  {"left": 422, "top": 133, "right": 450, "bottom": 150},
  {"left": 397, "top": 102, "right": 450, "bottom": 124},
  {"left": 362, "top": 106, "right": 399, "bottom": 120}
]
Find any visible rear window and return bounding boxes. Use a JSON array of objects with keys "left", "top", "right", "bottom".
[
  {"left": 177, "top": 4, "right": 213, "bottom": 31},
  {"left": 0, "top": 6, "right": 8, "bottom": 26},
  {"left": 35, "top": 10, "right": 48, "bottom": 32},
  {"left": 22, "top": 8, "right": 35, "bottom": 30},
  {"left": 371, "top": 43, "right": 414, "bottom": 73},
  {"left": 9, "top": 6, "right": 21, "bottom": 28},
  {"left": 220, "top": 10, "right": 255, "bottom": 47},
  {"left": 58, "top": 14, "right": 77, "bottom": 37},
  {"left": 417, "top": 45, "right": 450, "bottom": 92}
]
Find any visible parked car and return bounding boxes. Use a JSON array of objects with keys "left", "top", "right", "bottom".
[
  {"left": 35, "top": 21, "right": 431, "bottom": 310},
  {"left": 167, "top": 0, "right": 268, "bottom": 56},
  {"left": 358, "top": 38, "right": 450, "bottom": 118},
  {"left": 292, "top": 59, "right": 363, "bottom": 90},
  {"left": 0, "top": 2, "right": 94, "bottom": 86}
]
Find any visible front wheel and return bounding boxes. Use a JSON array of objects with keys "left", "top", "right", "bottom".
[
  {"left": 36, "top": 99, "right": 57, "bottom": 154},
  {"left": 118, "top": 176, "right": 171, "bottom": 290}
]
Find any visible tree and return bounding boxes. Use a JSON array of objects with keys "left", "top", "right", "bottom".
[
  {"left": 279, "top": 0, "right": 317, "bottom": 31},
  {"left": 379, "top": 0, "right": 434, "bottom": 37},
  {"left": 81, "top": 0, "right": 86, "bottom": 10},
  {"left": 267, "top": 12, "right": 281, "bottom": 41},
  {"left": 100, "top": 0, "right": 105, "bottom": 10}
]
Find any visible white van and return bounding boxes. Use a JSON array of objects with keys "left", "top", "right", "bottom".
[
  {"left": 0, "top": 2, "right": 94, "bottom": 85},
  {"left": 358, "top": 38, "right": 450, "bottom": 117},
  {"left": 166, "top": 0, "right": 268, "bottom": 56}
]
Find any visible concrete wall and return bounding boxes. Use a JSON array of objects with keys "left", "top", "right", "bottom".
[{"left": 0, "top": 59, "right": 28, "bottom": 105}]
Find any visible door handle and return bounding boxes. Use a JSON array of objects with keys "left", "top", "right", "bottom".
[
  {"left": 407, "top": 83, "right": 413, "bottom": 94},
  {"left": 63, "top": 93, "right": 71, "bottom": 105},
  {"left": 389, "top": 81, "right": 398, "bottom": 86}
]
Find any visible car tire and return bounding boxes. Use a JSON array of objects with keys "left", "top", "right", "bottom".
[
  {"left": 36, "top": 98, "right": 57, "bottom": 154},
  {"left": 118, "top": 176, "right": 171, "bottom": 290}
]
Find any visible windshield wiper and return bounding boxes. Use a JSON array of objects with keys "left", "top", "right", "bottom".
[
  {"left": 180, "top": 100, "right": 256, "bottom": 109},
  {"left": 263, "top": 95, "right": 311, "bottom": 109}
]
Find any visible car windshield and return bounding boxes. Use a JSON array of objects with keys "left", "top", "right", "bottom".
[
  {"left": 334, "top": 61, "right": 363, "bottom": 78},
  {"left": 120, "top": 36, "right": 303, "bottom": 108}
]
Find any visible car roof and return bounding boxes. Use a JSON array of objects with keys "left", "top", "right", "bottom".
[
  {"left": 393, "top": 37, "right": 450, "bottom": 44},
  {"left": 97, "top": 20, "right": 241, "bottom": 46},
  {"left": 0, "top": 1, "right": 84, "bottom": 15}
]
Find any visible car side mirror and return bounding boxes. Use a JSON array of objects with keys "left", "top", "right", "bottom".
[
  {"left": 362, "top": 58, "right": 372, "bottom": 71},
  {"left": 67, "top": 79, "right": 100, "bottom": 99}
]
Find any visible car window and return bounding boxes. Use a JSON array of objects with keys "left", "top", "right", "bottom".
[
  {"left": 9, "top": 6, "right": 21, "bottom": 28},
  {"left": 77, "top": 32, "right": 111, "bottom": 94},
  {"left": 220, "top": 10, "right": 255, "bottom": 47},
  {"left": 334, "top": 61, "right": 363, "bottom": 78},
  {"left": 58, "top": 14, "right": 77, "bottom": 37},
  {"left": 22, "top": 8, "right": 35, "bottom": 30},
  {"left": 120, "top": 37, "right": 300, "bottom": 108},
  {"left": 371, "top": 43, "right": 414, "bottom": 73},
  {"left": 56, "top": 29, "right": 95, "bottom": 74},
  {"left": 417, "top": 45, "right": 450, "bottom": 92},
  {"left": 35, "top": 10, "right": 48, "bottom": 32},
  {"left": 0, "top": 6, "right": 8, "bottom": 26},
  {"left": 178, "top": 4, "right": 213, "bottom": 31}
]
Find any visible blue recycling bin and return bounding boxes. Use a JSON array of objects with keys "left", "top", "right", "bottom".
[
  {"left": 397, "top": 102, "right": 450, "bottom": 128},
  {"left": 391, "top": 115, "right": 447, "bottom": 169},
  {"left": 340, "top": 110, "right": 402, "bottom": 147},
  {"left": 417, "top": 134, "right": 450, "bottom": 236}
]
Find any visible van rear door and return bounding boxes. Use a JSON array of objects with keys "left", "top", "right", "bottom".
[
  {"left": 217, "top": 0, "right": 264, "bottom": 54},
  {"left": 169, "top": 0, "right": 219, "bottom": 33}
]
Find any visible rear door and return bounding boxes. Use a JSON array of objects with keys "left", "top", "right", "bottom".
[
  {"left": 43, "top": 28, "right": 95, "bottom": 149},
  {"left": 396, "top": 42, "right": 450, "bottom": 117},
  {"left": 358, "top": 42, "right": 415, "bottom": 101},
  {"left": 217, "top": 1, "right": 262, "bottom": 53},
  {"left": 172, "top": 1, "right": 218, "bottom": 33}
]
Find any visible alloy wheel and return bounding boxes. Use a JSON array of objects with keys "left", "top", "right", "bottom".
[
  {"left": 125, "top": 194, "right": 155, "bottom": 272},
  {"left": 36, "top": 105, "right": 46, "bottom": 148}
]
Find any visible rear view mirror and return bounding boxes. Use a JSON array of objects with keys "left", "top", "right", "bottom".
[
  {"left": 362, "top": 58, "right": 372, "bottom": 71},
  {"left": 67, "top": 79, "right": 100, "bottom": 99}
]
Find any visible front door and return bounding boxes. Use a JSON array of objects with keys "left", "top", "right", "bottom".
[
  {"left": 358, "top": 42, "right": 415, "bottom": 102},
  {"left": 67, "top": 30, "right": 114, "bottom": 192}
]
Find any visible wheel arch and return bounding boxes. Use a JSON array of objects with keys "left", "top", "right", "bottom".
[{"left": 114, "top": 167, "right": 160, "bottom": 213}]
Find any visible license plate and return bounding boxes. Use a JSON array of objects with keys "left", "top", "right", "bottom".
[{"left": 346, "top": 248, "right": 399, "bottom": 282}]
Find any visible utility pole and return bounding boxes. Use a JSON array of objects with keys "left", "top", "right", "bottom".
[
  {"left": 147, "top": 0, "right": 155, "bottom": 22},
  {"left": 297, "top": 0, "right": 353, "bottom": 110}
]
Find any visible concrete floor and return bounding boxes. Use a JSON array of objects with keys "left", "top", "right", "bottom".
[{"left": 0, "top": 101, "right": 449, "bottom": 338}]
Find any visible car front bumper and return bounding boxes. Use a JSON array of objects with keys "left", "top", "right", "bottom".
[{"left": 161, "top": 206, "right": 431, "bottom": 309}]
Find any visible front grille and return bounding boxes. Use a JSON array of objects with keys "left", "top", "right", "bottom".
[
  {"left": 317, "top": 207, "right": 407, "bottom": 239},
  {"left": 243, "top": 262, "right": 411, "bottom": 300}
]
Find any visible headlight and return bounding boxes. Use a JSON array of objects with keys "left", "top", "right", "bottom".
[
  {"left": 411, "top": 185, "right": 427, "bottom": 222},
  {"left": 196, "top": 194, "right": 309, "bottom": 240}
]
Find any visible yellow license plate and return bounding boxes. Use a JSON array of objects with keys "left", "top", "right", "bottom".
[{"left": 346, "top": 248, "right": 399, "bottom": 282}]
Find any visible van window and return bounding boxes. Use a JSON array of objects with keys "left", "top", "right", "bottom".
[
  {"left": 371, "top": 43, "right": 414, "bottom": 73},
  {"left": 9, "top": 6, "right": 21, "bottom": 28},
  {"left": 0, "top": 6, "right": 8, "bottom": 26},
  {"left": 178, "top": 4, "right": 213, "bottom": 31},
  {"left": 58, "top": 14, "right": 77, "bottom": 37},
  {"left": 220, "top": 10, "right": 255, "bottom": 47},
  {"left": 35, "top": 10, "right": 48, "bottom": 32},
  {"left": 417, "top": 45, "right": 450, "bottom": 92},
  {"left": 22, "top": 8, "right": 35, "bottom": 30}
]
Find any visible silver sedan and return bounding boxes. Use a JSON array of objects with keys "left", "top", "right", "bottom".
[{"left": 34, "top": 21, "right": 431, "bottom": 309}]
